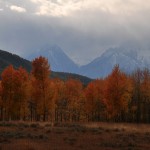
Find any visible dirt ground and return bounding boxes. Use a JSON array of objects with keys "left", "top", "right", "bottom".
[{"left": 0, "top": 122, "right": 150, "bottom": 150}]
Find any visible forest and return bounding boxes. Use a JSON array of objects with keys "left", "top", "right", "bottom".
[{"left": 0, "top": 56, "right": 150, "bottom": 123}]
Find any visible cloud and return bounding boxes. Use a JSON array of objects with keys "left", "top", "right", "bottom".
[
  {"left": 0, "top": 8, "right": 3, "bottom": 11},
  {"left": 28, "top": 0, "right": 150, "bottom": 17},
  {"left": 30, "top": 0, "right": 83, "bottom": 17},
  {"left": 10, "top": 5, "right": 26, "bottom": 13},
  {"left": 0, "top": 0, "right": 150, "bottom": 65}
]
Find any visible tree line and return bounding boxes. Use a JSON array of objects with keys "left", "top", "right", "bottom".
[{"left": 0, "top": 56, "right": 150, "bottom": 123}]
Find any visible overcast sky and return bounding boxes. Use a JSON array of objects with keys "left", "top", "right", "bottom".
[{"left": 0, "top": 0, "right": 150, "bottom": 65}]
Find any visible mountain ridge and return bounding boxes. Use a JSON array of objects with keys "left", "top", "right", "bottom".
[
  {"left": 5, "top": 45, "right": 150, "bottom": 79},
  {"left": 27, "top": 45, "right": 150, "bottom": 78}
]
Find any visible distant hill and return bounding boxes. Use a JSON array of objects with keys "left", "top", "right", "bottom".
[
  {"left": 0, "top": 49, "right": 92, "bottom": 84},
  {"left": 51, "top": 71, "right": 92, "bottom": 85},
  {"left": 0, "top": 49, "right": 32, "bottom": 73}
]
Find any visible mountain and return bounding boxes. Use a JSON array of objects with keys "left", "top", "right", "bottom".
[
  {"left": 27, "top": 45, "right": 150, "bottom": 79},
  {"left": 79, "top": 47, "right": 150, "bottom": 78},
  {"left": 1, "top": 45, "right": 149, "bottom": 80},
  {"left": 28, "top": 45, "right": 79, "bottom": 73},
  {"left": 0, "top": 49, "right": 92, "bottom": 84}
]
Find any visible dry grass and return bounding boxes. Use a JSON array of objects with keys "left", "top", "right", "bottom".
[{"left": 0, "top": 122, "right": 150, "bottom": 150}]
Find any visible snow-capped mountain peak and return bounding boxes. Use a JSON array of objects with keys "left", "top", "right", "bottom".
[
  {"left": 79, "top": 47, "right": 150, "bottom": 78},
  {"left": 27, "top": 44, "right": 78, "bottom": 73},
  {"left": 27, "top": 45, "right": 150, "bottom": 79}
]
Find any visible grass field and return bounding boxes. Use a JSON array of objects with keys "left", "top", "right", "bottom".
[{"left": 0, "top": 122, "right": 150, "bottom": 150}]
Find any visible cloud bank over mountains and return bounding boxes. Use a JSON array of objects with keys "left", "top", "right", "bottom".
[{"left": 0, "top": 0, "right": 150, "bottom": 65}]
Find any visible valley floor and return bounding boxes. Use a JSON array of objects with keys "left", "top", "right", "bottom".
[{"left": 0, "top": 122, "right": 150, "bottom": 150}]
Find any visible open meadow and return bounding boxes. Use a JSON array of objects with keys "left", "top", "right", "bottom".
[{"left": 0, "top": 122, "right": 150, "bottom": 150}]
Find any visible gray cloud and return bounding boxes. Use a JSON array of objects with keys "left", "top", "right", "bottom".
[{"left": 0, "top": 0, "right": 150, "bottom": 65}]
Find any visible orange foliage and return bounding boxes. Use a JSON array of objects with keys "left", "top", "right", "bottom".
[
  {"left": 1, "top": 65, "right": 15, "bottom": 120},
  {"left": 85, "top": 79, "right": 105, "bottom": 114},
  {"left": 141, "top": 69, "right": 150, "bottom": 102},
  {"left": 13, "top": 67, "right": 29, "bottom": 119},
  {"left": 1, "top": 65, "right": 29, "bottom": 120},
  {"left": 104, "top": 65, "right": 132, "bottom": 118},
  {"left": 0, "top": 81, "right": 2, "bottom": 107},
  {"left": 31, "top": 56, "right": 51, "bottom": 121},
  {"left": 32, "top": 56, "right": 50, "bottom": 81},
  {"left": 65, "top": 78, "right": 83, "bottom": 110},
  {"left": 50, "top": 78, "right": 66, "bottom": 107}
]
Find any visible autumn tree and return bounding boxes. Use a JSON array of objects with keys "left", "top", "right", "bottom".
[
  {"left": 130, "top": 69, "right": 143, "bottom": 123},
  {"left": 1, "top": 65, "right": 15, "bottom": 120},
  {"left": 12, "top": 67, "right": 29, "bottom": 120},
  {"left": 31, "top": 56, "right": 51, "bottom": 121},
  {"left": 65, "top": 79, "right": 84, "bottom": 122},
  {"left": 104, "top": 65, "right": 132, "bottom": 121},
  {"left": 1, "top": 65, "right": 29, "bottom": 121},
  {"left": 50, "top": 78, "right": 66, "bottom": 122},
  {"left": 85, "top": 79, "right": 106, "bottom": 121},
  {"left": 141, "top": 69, "right": 150, "bottom": 122},
  {"left": 130, "top": 68, "right": 150, "bottom": 123},
  {"left": 0, "top": 81, "right": 3, "bottom": 120}
]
